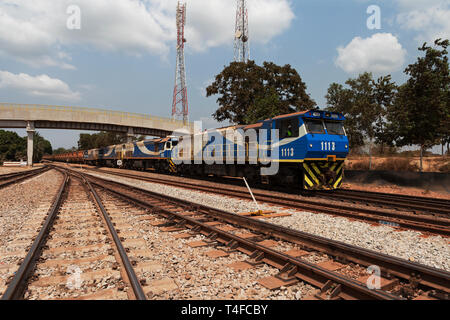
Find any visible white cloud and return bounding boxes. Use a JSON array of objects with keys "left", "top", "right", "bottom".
[
  {"left": 182, "top": 0, "right": 295, "bottom": 52},
  {"left": 336, "top": 33, "right": 407, "bottom": 74},
  {"left": 0, "top": 71, "right": 81, "bottom": 101},
  {"left": 354, "top": 1, "right": 449, "bottom": 43},
  {"left": 396, "top": 1, "right": 450, "bottom": 44},
  {"left": 395, "top": 0, "right": 448, "bottom": 10},
  {"left": 0, "top": 0, "right": 294, "bottom": 68}
]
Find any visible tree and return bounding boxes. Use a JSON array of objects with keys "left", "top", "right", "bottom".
[
  {"left": 0, "top": 130, "right": 52, "bottom": 163},
  {"left": 372, "top": 75, "right": 398, "bottom": 154},
  {"left": 33, "top": 132, "right": 52, "bottom": 162},
  {"left": 243, "top": 87, "right": 283, "bottom": 124},
  {"left": 346, "top": 73, "right": 378, "bottom": 169},
  {"left": 386, "top": 39, "right": 450, "bottom": 172},
  {"left": 78, "top": 132, "right": 129, "bottom": 150},
  {"left": 325, "top": 73, "right": 397, "bottom": 168},
  {"left": 325, "top": 83, "right": 363, "bottom": 148},
  {"left": 206, "top": 60, "right": 315, "bottom": 124},
  {"left": 0, "top": 130, "right": 27, "bottom": 163},
  {"left": 441, "top": 85, "right": 450, "bottom": 155},
  {"left": 53, "top": 147, "right": 76, "bottom": 155}
]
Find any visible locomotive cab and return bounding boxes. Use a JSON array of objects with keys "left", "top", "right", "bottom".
[
  {"left": 273, "top": 110, "right": 348, "bottom": 190},
  {"left": 164, "top": 136, "right": 179, "bottom": 152},
  {"left": 301, "top": 111, "right": 349, "bottom": 190}
]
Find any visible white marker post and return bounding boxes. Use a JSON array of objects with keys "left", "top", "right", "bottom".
[{"left": 243, "top": 177, "right": 262, "bottom": 215}]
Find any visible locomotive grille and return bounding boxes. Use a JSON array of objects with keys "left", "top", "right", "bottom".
[
  {"left": 168, "top": 159, "right": 177, "bottom": 173},
  {"left": 303, "top": 161, "right": 344, "bottom": 190}
]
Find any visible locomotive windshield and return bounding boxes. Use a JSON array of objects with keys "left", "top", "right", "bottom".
[
  {"left": 277, "top": 118, "right": 299, "bottom": 139},
  {"left": 324, "top": 121, "right": 345, "bottom": 135},
  {"left": 304, "top": 119, "right": 325, "bottom": 134}
]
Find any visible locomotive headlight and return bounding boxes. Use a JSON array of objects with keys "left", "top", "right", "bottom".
[
  {"left": 345, "top": 145, "right": 348, "bottom": 149},
  {"left": 309, "top": 144, "right": 313, "bottom": 148}
]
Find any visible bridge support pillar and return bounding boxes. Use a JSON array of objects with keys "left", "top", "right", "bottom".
[
  {"left": 127, "top": 127, "right": 134, "bottom": 143},
  {"left": 26, "top": 121, "right": 35, "bottom": 167}
]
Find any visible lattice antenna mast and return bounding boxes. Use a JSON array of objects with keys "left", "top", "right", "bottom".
[
  {"left": 172, "top": 0, "right": 188, "bottom": 123},
  {"left": 234, "top": 0, "right": 249, "bottom": 62}
]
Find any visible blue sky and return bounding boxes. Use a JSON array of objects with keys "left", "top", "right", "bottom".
[{"left": 0, "top": 0, "right": 449, "bottom": 149}]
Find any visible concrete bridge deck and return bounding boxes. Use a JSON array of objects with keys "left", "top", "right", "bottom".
[{"left": 0, "top": 103, "right": 194, "bottom": 166}]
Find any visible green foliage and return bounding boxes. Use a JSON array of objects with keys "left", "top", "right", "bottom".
[
  {"left": 33, "top": 132, "right": 52, "bottom": 162},
  {"left": 326, "top": 38, "right": 449, "bottom": 171},
  {"left": 207, "top": 60, "right": 316, "bottom": 124},
  {"left": 325, "top": 72, "right": 397, "bottom": 149},
  {"left": 386, "top": 39, "right": 450, "bottom": 149},
  {"left": 78, "top": 132, "right": 129, "bottom": 150},
  {"left": 53, "top": 147, "right": 76, "bottom": 155},
  {"left": 243, "top": 87, "right": 283, "bottom": 124},
  {"left": 0, "top": 130, "right": 52, "bottom": 163},
  {"left": 0, "top": 130, "right": 27, "bottom": 162},
  {"left": 372, "top": 75, "right": 398, "bottom": 148}
]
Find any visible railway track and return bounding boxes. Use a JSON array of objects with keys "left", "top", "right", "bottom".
[
  {"left": 68, "top": 166, "right": 450, "bottom": 237},
  {"left": 114, "top": 167, "right": 450, "bottom": 216},
  {"left": 315, "top": 189, "right": 450, "bottom": 217},
  {"left": 53, "top": 167, "right": 450, "bottom": 300},
  {"left": 0, "top": 167, "right": 50, "bottom": 189},
  {"left": 1, "top": 170, "right": 146, "bottom": 300}
]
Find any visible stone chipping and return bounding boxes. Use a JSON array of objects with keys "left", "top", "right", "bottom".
[{"left": 85, "top": 170, "right": 450, "bottom": 272}]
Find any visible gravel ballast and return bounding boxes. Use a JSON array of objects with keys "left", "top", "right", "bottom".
[
  {"left": 96, "top": 190, "right": 316, "bottom": 300},
  {"left": 0, "top": 170, "right": 64, "bottom": 295},
  {"left": 0, "top": 170, "right": 63, "bottom": 248},
  {"left": 84, "top": 171, "right": 450, "bottom": 272}
]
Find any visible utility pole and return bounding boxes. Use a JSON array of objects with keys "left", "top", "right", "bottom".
[
  {"left": 234, "top": 0, "right": 249, "bottom": 63},
  {"left": 172, "top": 1, "right": 189, "bottom": 124}
]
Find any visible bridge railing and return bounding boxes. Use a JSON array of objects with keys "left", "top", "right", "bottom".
[{"left": 0, "top": 103, "right": 194, "bottom": 130}]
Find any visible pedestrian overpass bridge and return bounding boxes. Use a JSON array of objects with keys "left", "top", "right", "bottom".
[{"left": 0, "top": 103, "right": 194, "bottom": 166}]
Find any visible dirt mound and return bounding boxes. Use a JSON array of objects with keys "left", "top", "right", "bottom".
[
  {"left": 344, "top": 170, "right": 450, "bottom": 194},
  {"left": 346, "top": 156, "right": 449, "bottom": 173}
]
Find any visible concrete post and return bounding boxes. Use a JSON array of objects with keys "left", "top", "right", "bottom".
[
  {"left": 127, "top": 127, "right": 134, "bottom": 143},
  {"left": 26, "top": 121, "right": 35, "bottom": 167}
]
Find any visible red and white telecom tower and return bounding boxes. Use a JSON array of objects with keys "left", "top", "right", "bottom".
[
  {"left": 234, "top": 0, "right": 249, "bottom": 63},
  {"left": 172, "top": 0, "right": 188, "bottom": 123}
]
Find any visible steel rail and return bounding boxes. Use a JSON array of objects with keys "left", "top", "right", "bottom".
[
  {"left": 74, "top": 169, "right": 450, "bottom": 297},
  {"left": 76, "top": 167, "right": 450, "bottom": 236},
  {"left": 0, "top": 166, "right": 50, "bottom": 189},
  {"left": 0, "top": 168, "right": 43, "bottom": 180},
  {"left": 83, "top": 180, "right": 399, "bottom": 300},
  {"left": 316, "top": 189, "right": 450, "bottom": 216},
  {"left": 81, "top": 175, "right": 147, "bottom": 300},
  {"left": 86, "top": 167, "right": 450, "bottom": 213},
  {"left": 1, "top": 171, "right": 69, "bottom": 300},
  {"left": 330, "top": 188, "right": 450, "bottom": 206}
]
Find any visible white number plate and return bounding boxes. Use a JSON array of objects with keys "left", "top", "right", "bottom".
[
  {"left": 281, "top": 148, "right": 294, "bottom": 157},
  {"left": 321, "top": 142, "right": 336, "bottom": 151}
]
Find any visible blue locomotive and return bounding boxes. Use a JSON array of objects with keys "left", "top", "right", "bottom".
[{"left": 50, "top": 109, "right": 349, "bottom": 190}]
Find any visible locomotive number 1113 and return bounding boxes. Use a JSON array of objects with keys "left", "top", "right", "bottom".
[
  {"left": 321, "top": 142, "right": 336, "bottom": 151},
  {"left": 281, "top": 148, "right": 294, "bottom": 157}
]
